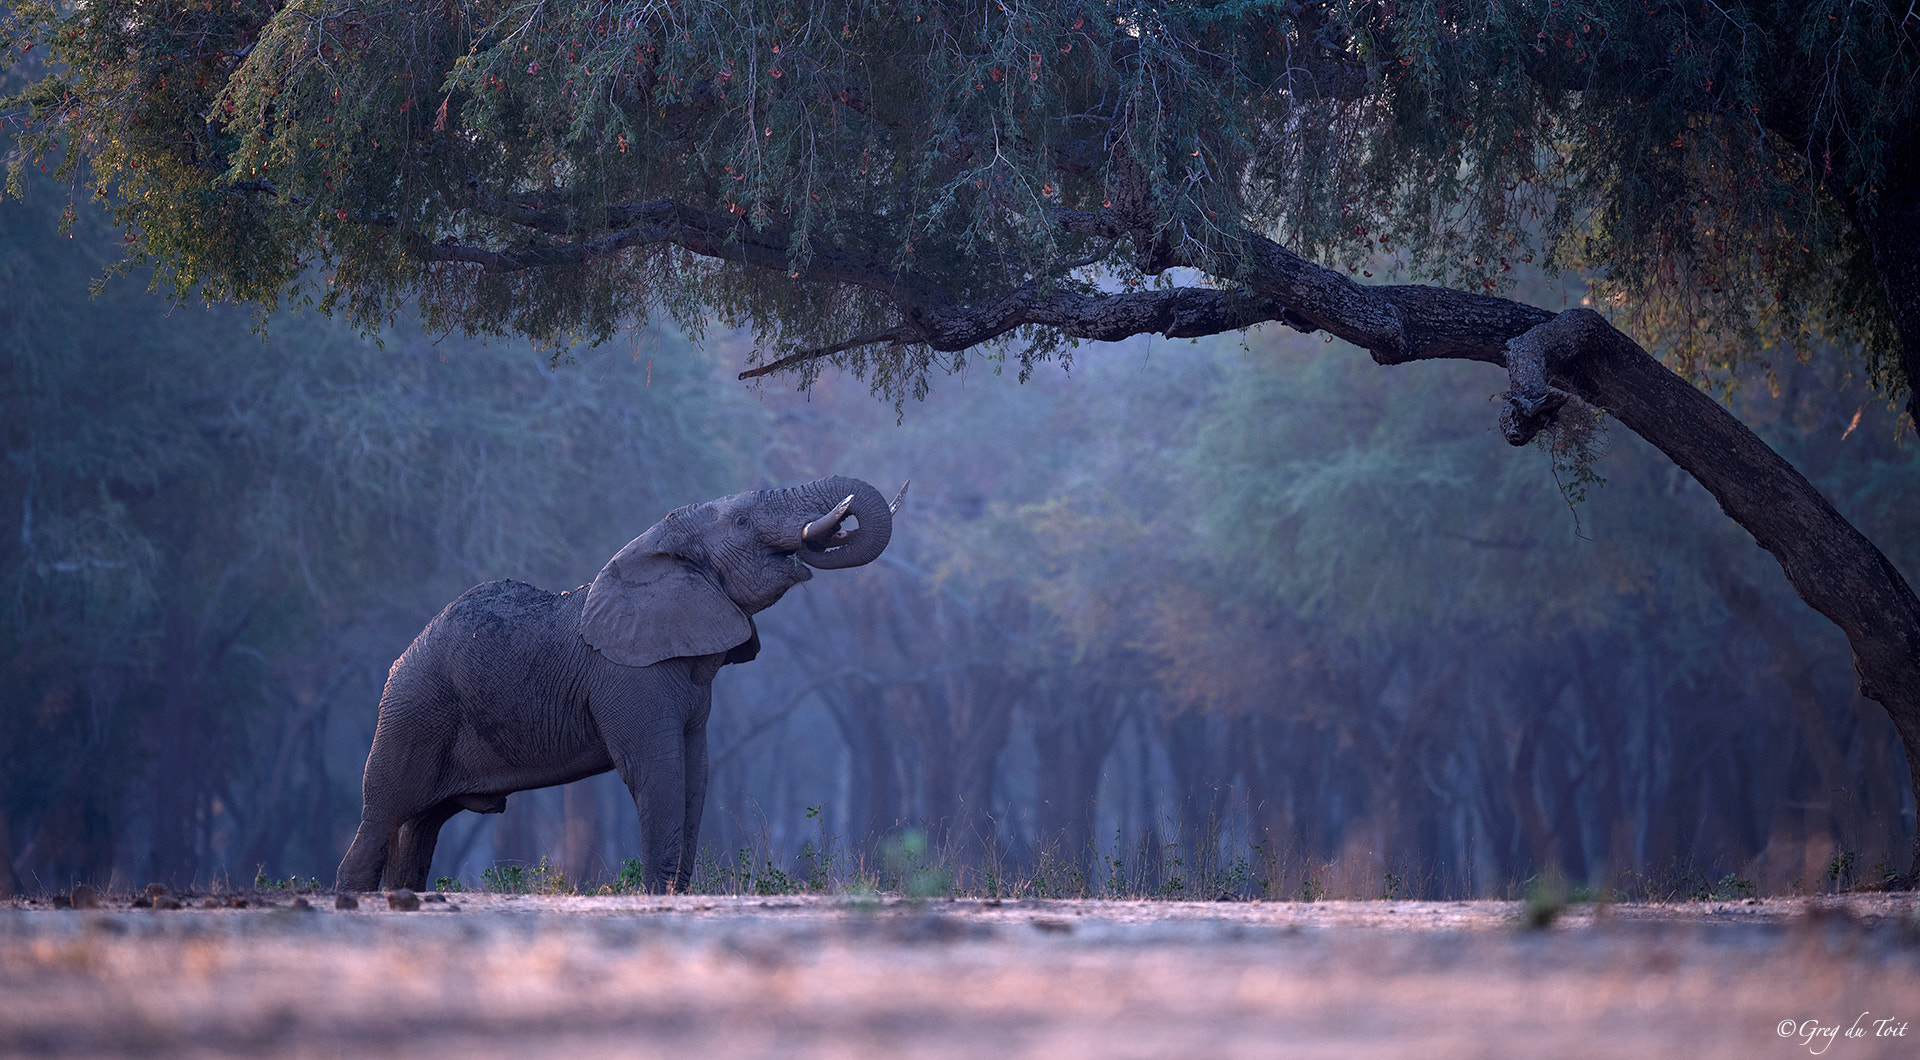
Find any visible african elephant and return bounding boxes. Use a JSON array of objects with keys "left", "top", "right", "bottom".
[{"left": 335, "top": 475, "right": 896, "bottom": 894}]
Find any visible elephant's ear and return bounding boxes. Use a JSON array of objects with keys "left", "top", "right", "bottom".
[{"left": 580, "top": 540, "right": 751, "bottom": 668}]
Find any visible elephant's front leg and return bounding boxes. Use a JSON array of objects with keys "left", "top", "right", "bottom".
[
  {"left": 629, "top": 747, "right": 688, "bottom": 893},
  {"left": 594, "top": 665, "right": 705, "bottom": 894},
  {"left": 679, "top": 718, "right": 711, "bottom": 893}
]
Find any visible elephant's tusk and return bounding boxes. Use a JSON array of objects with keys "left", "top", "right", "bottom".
[
  {"left": 888, "top": 480, "right": 910, "bottom": 515},
  {"left": 803, "top": 494, "right": 856, "bottom": 545}
]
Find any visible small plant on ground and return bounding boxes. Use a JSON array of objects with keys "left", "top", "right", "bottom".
[
  {"left": 1298, "top": 873, "right": 1325, "bottom": 903},
  {"left": 1158, "top": 843, "right": 1187, "bottom": 898},
  {"left": 433, "top": 876, "right": 465, "bottom": 893},
  {"left": 254, "top": 872, "right": 322, "bottom": 891},
  {"left": 751, "top": 857, "right": 800, "bottom": 896},
  {"left": 883, "top": 828, "right": 951, "bottom": 898},
  {"left": 701, "top": 845, "right": 798, "bottom": 895},
  {"left": 610, "top": 859, "right": 647, "bottom": 893},
  {"left": 1701, "top": 874, "right": 1756, "bottom": 901},
  {"left": 1103, "top": 835, "right": 1129, "bottom": 897},
  {"left": 481, "top": 863, "right": 527, "bottom": 892},
  {"left": 481, "top": 856, "right": 570, "bottom": 894},
  {"left": 796, "top": 804, "right": 841, "bottom": 892},
  {"left": 1213, "top": 852, "right": 1253, "bottom": 900},
  {"left": 1823, "top": 850, "right": 1859, "bottom": 893},
  {"left": 1522, "top": 871, "right": 1569, "bottom": 929}
]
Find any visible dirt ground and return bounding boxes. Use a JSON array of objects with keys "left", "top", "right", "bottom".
[{"left": 1, "top": 891, "right": 1916, "bottom": 1059}]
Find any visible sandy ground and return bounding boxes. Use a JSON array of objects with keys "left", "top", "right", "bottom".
[{"left": 1, "top": 891, "right": 1917, "bottom": 1058}]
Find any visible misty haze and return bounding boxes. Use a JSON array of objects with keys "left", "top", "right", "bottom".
[{"left": 6, "top": 1, "right": 1920, "bottom": 1054}]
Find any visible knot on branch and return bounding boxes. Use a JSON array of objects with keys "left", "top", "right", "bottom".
[
  {"left": 1499, "top": 311, "right": 1585, "bottom": 446},
  {"left": 1500, "top": 387, "right": 1570, "bottom": 446}
]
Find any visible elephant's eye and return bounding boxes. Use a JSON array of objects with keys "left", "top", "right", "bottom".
[{"left": 734, "top": 513, "right": 751, "bottom": 529}]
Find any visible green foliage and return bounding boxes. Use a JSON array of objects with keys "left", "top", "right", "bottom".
[
  {"left": 481, "top": 856, "right": 571, "bottom": 894},
  {"left": 1823, "top": 850, "right": 1860, "bottom": 893},
  {"left": 1704, "top": 873, "right": 1758, "bottom": 902},
  {"left": 433, "top": 876, "right": 467, "bottom": 893},
  {"left": 796, "top": 804, "right": 843, "bottom": 892},
  {"left": 6, "top": 1, "right": 1911, "bottom": 400},
  {"left": 610, "top": 859, "right": 648, "bottom": 894},
  {"left": 253, "top": 873, "right": 322, "bottom": 891},
  {"left": 1535, "top": 396, "right": 1611, "bottom": 518},
  {"left": 1522, "top": 871, "right": 1567, "bottom": 929},
  {"left": 1297, "top": 874, "right": 1326, "bottom": 903},
  {"left": 881, "top": 829, "right": 953, "bottom": 899}
]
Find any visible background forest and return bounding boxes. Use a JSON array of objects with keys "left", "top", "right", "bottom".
[{"left": 5, "top": 175, "right": 1917, "bottom": 901}]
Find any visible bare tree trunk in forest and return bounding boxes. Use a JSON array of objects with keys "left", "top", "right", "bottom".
[
  {"left": 1507, "top": 708, "right": 1560, "bottom": 876},
  {"left": 562, "top": 781, "right": 600, "bottom": 888},
  {"left": 148, "top": 605, "right": 198, "bottom": 890},
  {"left": 1162, "top": 711, "right": 1234, "bottom": 891},
  {"left": 1465, "top": 708, "right": 1529, "bottom": 894},
  {"left": 0, "top": 816, "right": 15, "bottom": 897},
  {"left": 148, "top": 593, "right": 250, "bottom": 890},
  {"left": 898, "top": 682, "right": 951, "bottom": 846},
  {"left": 1028, "top": 677, "right": 1126, "bottom": 880},
  {"left": 238, "top": 678, "right": 337, "bottom": 877},
  {"left": 1371, "top": 656, "right": 1461, "bottom": 893},
  {"left": 820, "top": 686, "right": 903, "bottom": 854},
  {"left": 1567, "top": 636, "right": 1636, "bottom": 883},
  {"left": 926, "top": 667, "right": 1021, "bottom": 886},
  {"left": 787, "top": 575, "right": 915, "bottom": 857},
  {"left": 301, "top": 702, "right": 334, "bottom": 877},
  {"left": 1706, "top": 548, "right": 1855, "bottom": 839}
]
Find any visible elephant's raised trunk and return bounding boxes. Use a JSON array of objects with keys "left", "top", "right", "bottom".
[
  {"left": 802, "top": 495, "right": 856, "bottom": 547},
  {"left": 785, "top": 476, "right": 893, "bottom": 570}
]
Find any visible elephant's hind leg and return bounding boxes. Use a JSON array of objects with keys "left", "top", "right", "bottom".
[
  {"left": 337, "top": 816, "right": 399, "bottom": 892},
  {"left": 387, "top": 800, "right": 461, "bottom": 891},
  {"left": 343, "top": 684, "right": 459, "bottom": 891}
]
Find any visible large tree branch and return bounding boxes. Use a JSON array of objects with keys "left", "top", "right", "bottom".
[
  {"left": 736, "top": 284, "right": 1293, "bottom": 380},
  {"left": 422, "top": 195, "right": 1304, "bottom": 371},
  {"left": 421, "top": 196, "right": 928, "bottom": 308}
]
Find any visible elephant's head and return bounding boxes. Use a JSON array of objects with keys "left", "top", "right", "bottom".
[{"left": 579, "top": 476, "right": 895, "bottom": 668}]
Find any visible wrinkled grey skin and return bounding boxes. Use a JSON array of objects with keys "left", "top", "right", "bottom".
[{"left": 336, "top": 476, "right": 893, "bottom": 894}]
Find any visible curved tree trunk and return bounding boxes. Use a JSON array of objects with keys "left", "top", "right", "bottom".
[
  {"left": 1508, "top": 310, "right": 1920, "bottom": 884},
  {"left": 1156, "top": 229, "right": 1920, "bottom": 886}
]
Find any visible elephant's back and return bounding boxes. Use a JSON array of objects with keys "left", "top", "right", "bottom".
[
  {"left": 442, "top": 579, "right": 582, "bottom": 630},
  {"left": 426, "top": 580, "right": 590, "bottom": 672},
  {"left": 399, "top": 580, "right": 597, "bottom": 766}
]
